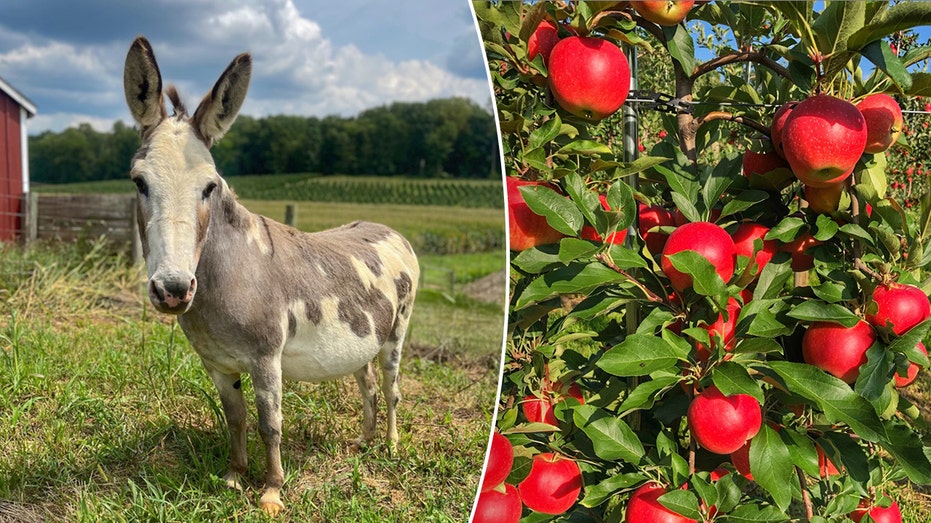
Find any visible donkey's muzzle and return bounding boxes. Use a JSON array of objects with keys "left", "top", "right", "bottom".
[{"left": 149, "top": 276, "right": 197, "bottom": 314}]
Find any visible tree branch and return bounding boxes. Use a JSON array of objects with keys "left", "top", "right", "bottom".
[
  {"left": 694, "top": 110, "right": 771, "bottom": 136},
  {"left": 796, "top": 466, "right": 814, "bottom": 522},
  {"left": 595, "top": 252, "right": 665, "bottom": 303},
  {"left": 692, "top": 49, "right": 791, "bottom": 81}
]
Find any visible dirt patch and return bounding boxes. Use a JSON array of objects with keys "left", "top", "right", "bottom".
[{"left": 461, "top": 269, "right": 507, "bottom": 306}]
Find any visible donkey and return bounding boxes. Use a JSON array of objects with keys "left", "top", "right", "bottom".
[{"left": 122, "top": 36, "right": 418, "bottom": 515}]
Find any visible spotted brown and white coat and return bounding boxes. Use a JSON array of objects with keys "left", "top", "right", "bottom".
[{"left": 122, "top": 36, "right": 418, "bottom": 516}]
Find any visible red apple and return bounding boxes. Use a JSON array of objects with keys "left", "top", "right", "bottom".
[
  {"left": 518, "top": 453, "right": 583, "bottom": 515},
  {"left": 481, "top": 432, "right": 514, "bottom": 492},
  {"left": 522, "top": 382, "right": 584, "bottom": 425},
  {"left": 581, "top": 194, "right": 628, "bottom": 244},
  {"left": 507, "top": 177, "right": 565, "bottom": 251},
  {"left": 687, "top": 386, "right": 762, "bottom": 455},
  {"left": 625, "top": 482, "right": 698, "bottom": 523},
  {"left": 731, "top": 223, "right": 777, "bottom": 277},
  {"left": 781, "top": 95, "right": 867, "bottom": 188},
  {"left": 742, "top": 148, "right": 794, "bottom": 191},
  {"left": 850, "top": 499, "right": 903, "bottom": 523},
  {"left": 856, "top": 93, "right": 904, "bottom": 154},
  {"left": 802, "top": 320, "right": 877, "bottom": 384},
  {"left": 696, "top": 296, "right": 741, "bottom": 362},
  {"left": 474, "top": 483, "right": 522, "bottom": 523},
  {"left": 527, "top": 20, "right": 562, "bottom": 65},
  {"left": 730, "top": 440, "right": 753, "bottom": 480},
  {"left": 816, "top": 443, "right": 841, "bottom": 477},
  {"left": 865, "top": 283, "right": 931, "bottom": 336},
  {"left": 895, "top": 342, "right": 927, "bottom": 388},
  {"left": 630, "top": 1, "right": 695, "bottom": 26},
  {"left": 661, "top": 222, "right": 736, "bottom": 292},
  {"left": 779, "top": 232, "right": 822, "bottom": 272},
  {"left": 639, "top": 203, "right": 675, "bottom": 254},
  {"left": 805, "top": 183, "right": 844, "bottom": 214},
  {"left": 548, "top": 36, "right": 630, "bottom": 121},
  {"left": 770, "top": 101, "right": 798, "bottom": 159}
]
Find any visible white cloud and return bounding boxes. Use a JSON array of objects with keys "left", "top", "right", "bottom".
[{"left": 1, "top": 0, "right": 492, "bottom": 134}]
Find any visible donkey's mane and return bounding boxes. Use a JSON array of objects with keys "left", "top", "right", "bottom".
[{"left": 165, "top": 85, "right": 188, "bottom": 118}]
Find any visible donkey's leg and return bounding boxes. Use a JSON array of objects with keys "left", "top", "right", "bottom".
[
  {"left": 352, "top": 361, "right": 378, "bottom": 447},
  {"left": 379, "top": 312, "right": 410, "bottom": 448},
  {"left": 251, "top": 362, "right": 286, "bottom": 516},
  {"left": 205, "top": 367, "right": 248, "bottom": 491}
]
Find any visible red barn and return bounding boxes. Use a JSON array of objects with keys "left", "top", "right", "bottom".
[{"left": 0, "top": 76, "right": 36, "bottom": 242}]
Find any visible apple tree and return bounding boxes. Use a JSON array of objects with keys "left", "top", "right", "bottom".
[{"left": 475, "top": 1, "right": 931, "bottom": 522}]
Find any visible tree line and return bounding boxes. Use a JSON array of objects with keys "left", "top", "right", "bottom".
[{"left": 29, "top": 97, "right": 500, "bottom": 184}]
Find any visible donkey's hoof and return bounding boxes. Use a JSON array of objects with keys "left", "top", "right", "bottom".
[
  {"left": 223, "top": 471, "right": 243, "bottom": 491},
  {"left": 350, "top": 436, "right": 372, "bottom": 451},
  {"left": 260, "top": 491, "right": 285, "bottom": 517}
]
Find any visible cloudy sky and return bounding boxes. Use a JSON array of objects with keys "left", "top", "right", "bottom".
[{"left": 0, "top": 0, "right": 492, "bottom": 135}]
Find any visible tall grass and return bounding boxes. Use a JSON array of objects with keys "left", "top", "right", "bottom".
[{"left": 0, "top": 241, "right": 502, "bottom": 522}]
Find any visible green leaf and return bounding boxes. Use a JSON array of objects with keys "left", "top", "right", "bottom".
[
  {"left": 854, "top": 344, "right": 895, "bottom": 415},
  {"left": 720, "top": 190, "right": 770, "bottom": 219},
  {"left": 766, "top": 216, "right": 806, "bottom": 243},
  {"left": 516, "top": 262, "right": 628, "bottom": 308},
  {"left": 786, "top": 301, "right": 860, "bottom": 327},
  {"left": 725, "top": 503, "right": 792, "bottom": 522},
  {"left": 520, "top": 184, "right": 583, "bottom": 236},
  {"left": 663, "top": 23, "right": 695, "bottom": 75},
  {"left": 573, "top": 404, "right": 645, "bottom": 464},
  {"left": 510, "top": 245, "right": 562, "bottom": 274},
  {"left": 887, "top": 318, "right": 931, "bottom": 364},
  {"left": 713, "top": 472, "right": 743, "bottom": 514},
  {"left": 855, "top": 152, "right": 887, "bottom": 201},
  {"left": 580, "top": 473, "right": 648, "bottom": 508},
  {"left": 528, "top": 116, "right": 562, "bottom": 150},
  {"left": 558, "top": 139, "right": 614, "bottom": 156},
  {"left": 906, "top": 71, "right": 931, "bottom": 97},
  {"left": 768, "top": 361, "right": 886, "bottom": 442},
  {"left": 749, "top": 425, "right": 794, "bottom": 512},
  {"left": 813, "top": 214, "right": 839, "bottom": 242},
  {"left": 780, "top": 429, "right": 819, "bottom": 478},
  {"left": 847, "top": 1, "right": 931, "bottom": 51},
  {"left": 667, "top": 250, "right": 729, "bottom": 298},
  {"left": 558, "top": 238, "right": 601, "bottom": 263},
  {"left": 712, "top": 361, "right": 764, "bottom": 403},
  {"left": 658, "top": 490, "right": 701, "bottom": 521},
  {"left": 655, "top": 163, "right": 699, "bottom": 202},
  {"left": 812, "top": 1, "right": 864, "bottom": 55},
  {"left": 882, "top": 421, "right": 931, "bottom": 484},
  {"left": 617, "top": 375, "right": 682, "bottom": 415},
  {"left": 859, "top": 39, "right": 912, "bottom": 92},
  {"left": 753, "top": 256, "right": 794, "bottom": 300},
  {"left": 597, "top": 333, "right": 682, "bottom": 377}
]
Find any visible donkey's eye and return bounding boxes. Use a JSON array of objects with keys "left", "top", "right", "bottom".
[
  {"left": 202, "top": 182, "right": 218, "bottom": 200},
  {"left": 133, "top": 177, "right": 149, "bottom": 198}
]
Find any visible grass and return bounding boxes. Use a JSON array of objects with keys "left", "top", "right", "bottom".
[
  {"left": 239, "top": 199, "right": 504, "bottom": 255},
  {"left": 31, "top": 174, "right": 505, "bottom": 209},
  {"left": 0, "top": 239, "right": 504, "bottom": 522}
]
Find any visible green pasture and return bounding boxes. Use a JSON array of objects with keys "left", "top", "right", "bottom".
[
  {"left": 0, "top": 174, "right": 508, "bottom": 521},
  {"left": 32, "top": 174, "right": 505, "bottom": 209},
  {"left": 33, "top": 175, "right": 506, "bottom": 256}
]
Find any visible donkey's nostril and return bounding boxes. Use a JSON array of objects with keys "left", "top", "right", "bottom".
[
  {"left": 149, "top": 279, "right": 165, "bottom": 301},
  {"left": 164, "top": 279, "right": 195, "bottom": 302}
]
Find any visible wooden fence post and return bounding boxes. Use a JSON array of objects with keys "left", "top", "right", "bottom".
[
  {"left": 284, "top": 204, "right": 297, "bottom": 227},
  {"left": 25, "top": 192, "right": 38, "bottom": 244},
  {"left": 129, "top": 196, "right": 143, "bottom": 265}
]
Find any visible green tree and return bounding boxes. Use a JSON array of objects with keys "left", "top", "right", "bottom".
[{"left": 479, "top": 1, "right": 931, "bottom": 521}]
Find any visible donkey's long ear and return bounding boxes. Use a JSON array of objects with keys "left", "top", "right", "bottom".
[
  {"left": 123, "top": 36, "right": 166, "bottom": 133},
  {"left": 192, "top": 53, "right": 252, "bottom": 147}
]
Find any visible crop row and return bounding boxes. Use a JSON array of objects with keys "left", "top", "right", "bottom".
[{"left": 232, "top": 175, "right": 504, "bottom": 208}]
